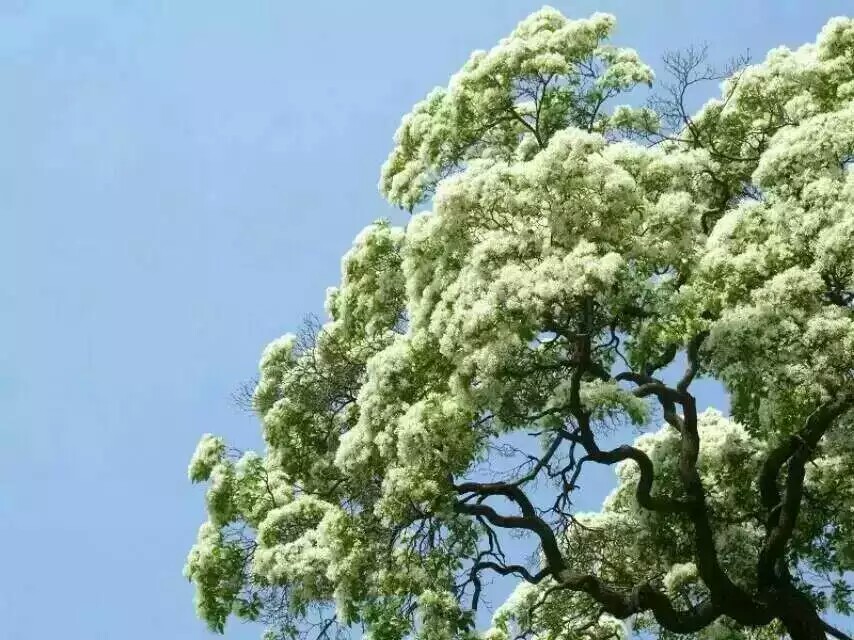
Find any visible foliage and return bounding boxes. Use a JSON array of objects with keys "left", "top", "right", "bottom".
[{"left": 185, "top": 8, "right": 854, "bottom": 640}]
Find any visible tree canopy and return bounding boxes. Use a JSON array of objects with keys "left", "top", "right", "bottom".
[{"left": 185, "top": 8, "right": 854, "bottom": 640}]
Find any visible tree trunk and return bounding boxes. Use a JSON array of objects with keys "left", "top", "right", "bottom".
[{"left": 777, "top": 590, "right": 827, "bottom": 640}]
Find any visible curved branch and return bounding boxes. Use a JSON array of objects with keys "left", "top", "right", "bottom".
[
  {"left": 473, "top": 560, "right": 550, "bottom": 584},
  {"left": 643, "top": 343, "right": 679, "bottom": 377},
  {"left": 678, "top": 330, "right": 709, "bottom": 392},
  {"left": 579, "top": 445, "right": 690, "bottom": 514},
  {"left": 558, "top": 572, "right": 723, "bottom": 633},
  {"left": 822, "top": 620, "right": 854, "bottom": 640},
  {"left": 454, "top": 484, "right": 731, "bottom": 634},
  {"left": 757, "top": 396, "right": 854, "bottom": 587},
  {"left": 617, "top": 356, "right": 761, "bottom": 620},
  {"left": 512, "top": 432, "right": 566, "bottom": 486},
  {"left": 453, "top": 482, "right": 566, "bottom": 573}
]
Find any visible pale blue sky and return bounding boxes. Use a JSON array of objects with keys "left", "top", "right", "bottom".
[{"left": 1, "top": 2, "right": 851, "bottom": 638}]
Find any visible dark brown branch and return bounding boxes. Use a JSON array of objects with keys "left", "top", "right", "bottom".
[
  {"left": 644, "top": 343, "right": 679, "bottom": 377},
  {"left": 618, "top": 355, "right": 763, "bottom": 622},
  {"left": 822, "top": 620, "right": 854, "bottom": 640},
  {"left": 557, "top": 573, "right": 722, "bottom": 633},
  {"left": 454, "top": 481, "right": 566, "bottom": 573},
  {"left": 473, "top": 560, "right": 550, "bottom": 584},
  {"left": 757, "top": 396, "right": 854, "bottom": 587},
  {"left": 457, "top": 483, "right": 727, "bottom": 633},
  {"left": 512, "top": 432, "right": 566, "bottom": 486},
  {"left": 678, "top": 330, "right": 709, "bottom": 392},
  {"left": 579, "top": 445, "right": 690, "bottom": 514}
]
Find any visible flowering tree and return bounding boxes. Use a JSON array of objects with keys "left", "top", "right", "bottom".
[{"left": 185, "top": 9, "right": 854, "bottom": 640}]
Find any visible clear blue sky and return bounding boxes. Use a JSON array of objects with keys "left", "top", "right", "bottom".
[{"left": 1, "top": 1, "right": 851, "bottom": 638}]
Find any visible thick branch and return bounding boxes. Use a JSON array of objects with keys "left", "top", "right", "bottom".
[
  {"left": 473, "top": 560, "right": 549, "bottom": 584},
  {"left": 454, "top": 482, "right": 566, "bottom": 573},
  {"left": 458, "top": 486, "right": 727, "bottom": 634},
  {"left": 617, "top": 342, "right": 762, "bottom": 620},
  {"left": 823, "top": 620, "right": 854, "bottom": 640},
  {"left": 757, "top": 397, "right": 854, "bottom": 587},
  {"left": 678, "top": 330, "right": 710, "bottom": 392},
  {"left": 558, "top": 572, "right": 722, "bottom": 633},
  {"left": 577, "top": 444, "right": 690, "bottom": 514}
]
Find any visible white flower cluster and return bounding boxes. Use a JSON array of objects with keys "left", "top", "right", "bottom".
[{"left": 380, "top": 9, "right": 653, "bottom": 210}]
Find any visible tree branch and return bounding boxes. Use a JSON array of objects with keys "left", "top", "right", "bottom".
[
  {"left": 757, "top": 396, "right": 854, "bottom": 588},
  {"left": 454, "top": 481, "right": 566, "bottom": 573},
  {"left": 617, "top": 344, "right": 763, "bottom": 622},
  {"left": 822, "top": 620, "right": 854, "bottom": 640},
  {"left": 576, "top": 444, "right": 691, "bottom": 514}
]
